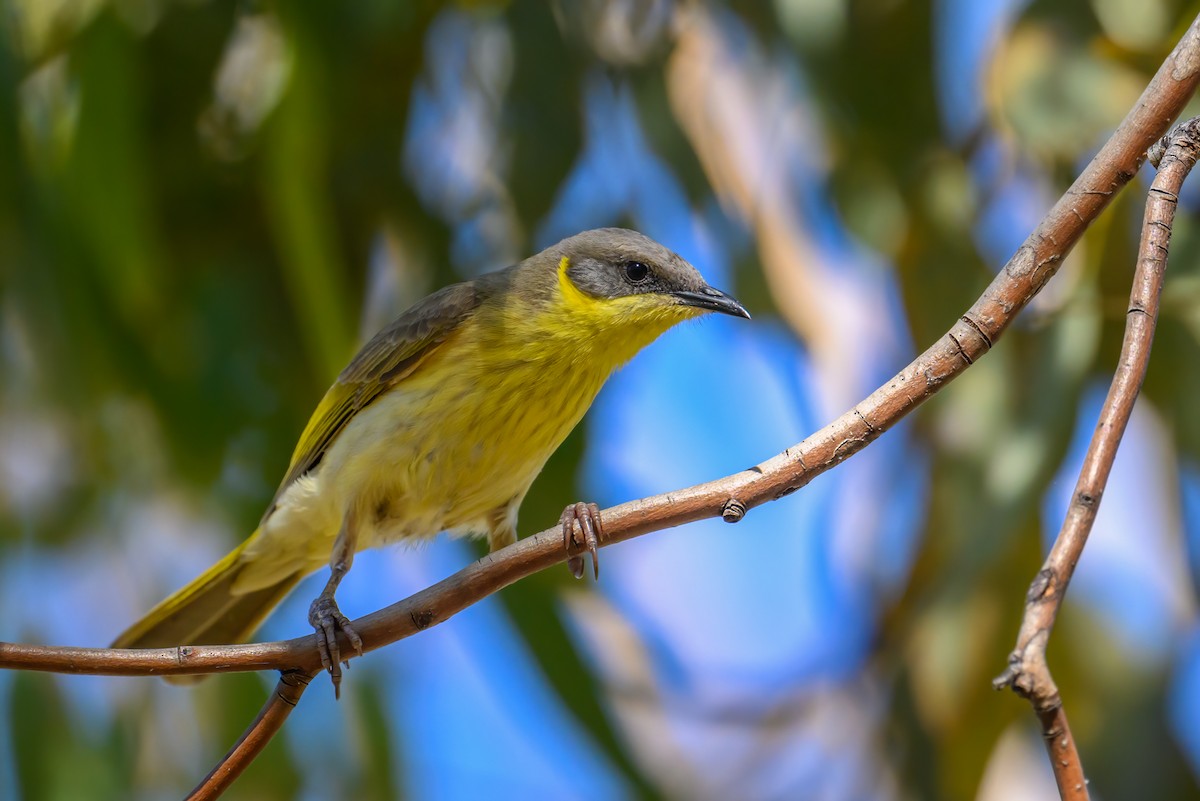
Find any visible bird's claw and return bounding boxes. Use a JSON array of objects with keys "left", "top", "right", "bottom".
[
  {"left": 561, "top": 501, "right": 602, "bottom": 580},
  {"left": 307, "top": 595, "right": 363, "bottom": 698}
]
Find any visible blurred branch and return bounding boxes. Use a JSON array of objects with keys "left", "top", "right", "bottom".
[
  {"left": 187, "top": 670, "right": 315, "bottom": 801},
  {"left": 1, "top": 14, "right": 1199, "bottom": 801},
  {"left": 993, "top": 116, "right": 1200, "bottom": 801}
]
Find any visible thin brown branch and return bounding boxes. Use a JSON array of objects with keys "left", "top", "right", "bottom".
[
  {"left": 1038, "top": 705, "right": 1086, "bottom": 801},
  {"left": 993, "top": 117, "right": 1200, "bottom": 801},
  {"left": 186, "top": 669, "right": 315, "bottom": 801},
  {"left": 2, "top": 15, "right": 1200, "bottom": 688}
]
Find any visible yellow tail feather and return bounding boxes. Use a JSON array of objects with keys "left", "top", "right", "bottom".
[{"left": 111, "top": 531, "right": 301, "bottom": 659}]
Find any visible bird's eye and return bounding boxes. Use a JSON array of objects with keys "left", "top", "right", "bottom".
[{"left": 623, "top": 261, "right": 651, "bottom": 284}]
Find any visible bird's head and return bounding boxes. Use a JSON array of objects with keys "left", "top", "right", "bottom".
[{"left": 546, "top": 228, "right": 749, "bottom": 339}]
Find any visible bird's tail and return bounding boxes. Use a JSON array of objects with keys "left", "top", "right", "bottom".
[{"left": 111, "top": 530, "right": 301, "bottom": 683}]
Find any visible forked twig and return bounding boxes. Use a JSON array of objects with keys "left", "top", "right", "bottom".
[{"left": 993, "top": 117, "right": 1200, "bottom": 800}]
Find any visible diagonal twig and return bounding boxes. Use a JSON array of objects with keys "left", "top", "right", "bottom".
[
  {"left": 993, "top": 117, "right": 1200, "bottom": 800},
  {"left": 186, "top": 669, "right": 316, "bottom": 801}
]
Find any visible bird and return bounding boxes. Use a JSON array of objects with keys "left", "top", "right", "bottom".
[{"left": 111, "top": 228, "right": 750, "bottom": 694}]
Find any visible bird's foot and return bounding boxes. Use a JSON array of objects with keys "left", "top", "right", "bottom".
[
  {"left": 307, "top": 594, "right": 363, "bottom": 698},
  {"left": 561, "top": 501, "right": 603, "bottom": 580}
]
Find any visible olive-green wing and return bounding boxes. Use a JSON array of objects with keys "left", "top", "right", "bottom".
[{"left": 266, "top": 280, "right": 483, "bottom": 513}]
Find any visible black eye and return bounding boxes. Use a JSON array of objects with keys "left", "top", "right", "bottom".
[{"left": 623, "top": 260, "right": 650, "bottom": 284}]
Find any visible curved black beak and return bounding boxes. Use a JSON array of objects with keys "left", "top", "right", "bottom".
[{"left": 673, "top": 286, "right": 751, "bottom": 319}]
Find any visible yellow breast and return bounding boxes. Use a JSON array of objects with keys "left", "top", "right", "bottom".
[
  {"left": 326, "top": 255, "right": 701, "bottom": 542},
  {"left": 238, "top": 269, "right": 697, "bottom": 588},
  {"left": 320, "top": 298, "right": 653, "bottom": 547}
]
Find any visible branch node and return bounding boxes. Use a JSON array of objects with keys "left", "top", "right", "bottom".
[
  {"left": 959, "top": 313, "right": 994, "bottom": 350},
  {"left": 853, "top": 408, "right": 877, "bottom": 433},
  {"left": 992, "top": 661, "right": 1019, "bottom": 692},
  {"left": 947, "top": 331, "right": 974, "bottom": 365},
  {"left": 276, "top": 669, "right": 312, "bottom": 706},
  {"left": 721, "top": 498, "right": 747, "bottom": 523},
  {"left": 1026, "top": 567, "right": 1057, "bottom": 604}
]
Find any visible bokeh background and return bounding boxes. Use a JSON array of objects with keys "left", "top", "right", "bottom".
[{"left": 4, "top": 0, "right": 1200, "bottom": 798}]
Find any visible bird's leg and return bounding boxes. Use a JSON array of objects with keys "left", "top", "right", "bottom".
[
  {"left": 561, "top": 502, "right": 602, "bottom": 580},
  {"left": 308, "top": 508, "right": 363, "bottom": 698},
  {"left": 486, "top": 505, "right": 517, "bottom": 553}
]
